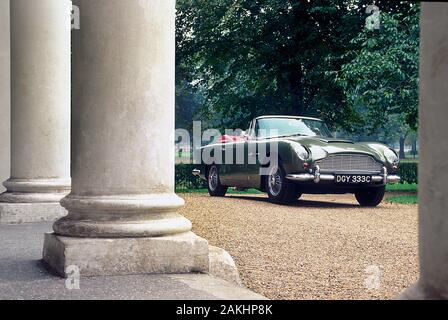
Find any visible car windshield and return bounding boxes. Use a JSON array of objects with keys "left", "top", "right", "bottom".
[{"left": 256, "top": 118, "right": 333, "bottom": 139}]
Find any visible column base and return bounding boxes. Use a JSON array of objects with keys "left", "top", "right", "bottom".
[
  {"left": 42, "top": 232, "right": 210, "bottom": 277},
  {"left": 209, "top": 246, "right": 242, "bottom": 286},
  {"left": 1, "top": 178, "right": 71, "bottom": 203},
  {"left": 0, "top": 202, "right": 67, "bottom": 224}
]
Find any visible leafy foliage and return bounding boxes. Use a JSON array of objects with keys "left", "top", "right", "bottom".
[
  {"left": 334, "top": 3, "right": 420, "bottom": 132},
  {"left": 176, "top": 1, "right": 420, "bottom": 135},
  {"left": 398, "top": 162, "right": 418, "bottom": 184},
  {"left": 176, "top": 164, "right": 207, "bottom": 190}
]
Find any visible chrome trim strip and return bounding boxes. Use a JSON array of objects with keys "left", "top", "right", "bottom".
[
  {"left": 320, "top": 174, "right": 336, "bottom": 181},
  {"left": 372, "top": 176, "right": 384, "bottom": 182},
  {"left": 286, "top": 173, "right": 315, "bottom": 182},
  {"left": 387, "top": 175, "right": 401, "bottom": 184}
]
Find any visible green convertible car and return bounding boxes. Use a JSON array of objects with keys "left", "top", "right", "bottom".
[{"left": 193, "top": 116, "right": 401, "bottom": 206}]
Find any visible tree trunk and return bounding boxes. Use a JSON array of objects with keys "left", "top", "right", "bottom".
[
  {"left": 399, "top": 137, "right": 406, "bottom": 160},
  {"left": 412, "top": 138, "right": 418, "bottom": 158}
]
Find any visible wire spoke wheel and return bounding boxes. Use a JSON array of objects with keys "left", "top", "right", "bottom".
[
  {"left": 207, "top": 165, "right": 228, "bottom": 197},
  {"left": 265, "top": 161, "right": 298, "bottom": 204},
  {"left": 268, "top": 165, "right": 282, "bottom": 197},
  {"left": 208, "top": 166, "right": 219, "bottom": 192}
]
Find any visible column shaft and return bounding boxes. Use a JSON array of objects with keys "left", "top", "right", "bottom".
[
  {"left": 0, "top": 0, "right": 71, "bottom": 223},
  {"left": 2, "top": 0, "right": 71, "bottom": 202},
  {"left": 53, "top": 0, "right": 190, "bottom": 238}
]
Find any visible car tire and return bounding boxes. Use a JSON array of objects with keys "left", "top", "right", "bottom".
[
  {"left": 355, "top": 187, "right": 386, "bottom": 207},
  {"left": 265, "top": 162, "right": 297, "bottom": 204},
  {"left": 207, "top": 165, "right": 228, "bottom": 197}
]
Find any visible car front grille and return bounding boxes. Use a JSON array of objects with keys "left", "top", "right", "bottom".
[{"left": 316, "top": 154, "right": 383, "bottom": 173}]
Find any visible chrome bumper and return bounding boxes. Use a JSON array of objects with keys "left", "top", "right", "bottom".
[
  {"left": 286, "top": 166, "right": 401, "bottom": 185},
  {"left": 192, "top": 169, "right": 201, "bottom": 177}
]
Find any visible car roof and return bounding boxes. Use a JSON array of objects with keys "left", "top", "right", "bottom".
[{"left": 255, "top": 115, "right": 323, "bottom": 122}]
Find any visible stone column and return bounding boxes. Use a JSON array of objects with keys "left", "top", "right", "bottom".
[
  {"left": 0, "top": 0, "right": 10, "bottom": 195},
  {"left": 0, "top": 0, "right": 71, "bottom": 224},
  {"left": 399, "top": 2, "right": 448, "bottom": 299},
  {"left": 43, "top": 0, "right": 209, "bottom": 277}
]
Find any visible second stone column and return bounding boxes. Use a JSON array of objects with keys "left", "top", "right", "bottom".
[
  {"left": 399, "top": 3, "right": 448, "bottom": 299},
  {"left": 0, "top": 0, "right": 71, "bottom": 224},
  {"left": 43, "top": 0, "right": 209, "bottom": 276}
]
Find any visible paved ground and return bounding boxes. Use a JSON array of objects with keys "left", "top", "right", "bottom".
[
  {"left": 0, "top": 223, "right": 265, "bottom": 300},
  {"left": 180, "top": 193, "right": 419, "bottom": 300}
]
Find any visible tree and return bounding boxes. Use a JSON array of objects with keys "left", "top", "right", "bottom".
[
  {"left": 176, "top": 0, "right": 419, "bottom": 136},
  {"left": 176, "top": 0, "right": 366, "bottom": 130},
  {"left": 334, "top": 3, "right": 420, "bottom": 134}
]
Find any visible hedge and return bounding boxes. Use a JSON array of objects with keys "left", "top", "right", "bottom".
[
  {"left": 175, "top": 162, "right": 419, "bottom": 190},
  {"left": 175, "top": 164, "right": 207, "bottom": 190},
  {"left": 398, "top": 162, "right": 418, "bottom": 184}
]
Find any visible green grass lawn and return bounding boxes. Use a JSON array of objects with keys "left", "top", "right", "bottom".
[
  {"left": 386, "top": 183, "right": 418, "bottom": 204},
  {"left": 386, "top": 194, "right": 418, "bottom": 205},
  {"left": 386, "top": 183, "right": 418, "bottom": 193},
  {"left": 400, "top": 158, "right": 419, "bottom": 164}
]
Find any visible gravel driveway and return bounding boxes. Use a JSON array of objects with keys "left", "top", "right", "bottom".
[{"left": 180, "top": 193, "right": 419, "bottom": 300}]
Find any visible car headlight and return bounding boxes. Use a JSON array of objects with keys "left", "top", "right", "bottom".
[
  {"left": 292, "top": 144, "right": 309, "bottom": 161},
  {"left": 384, "top": 148, "right": 399, "bottom": 163}
]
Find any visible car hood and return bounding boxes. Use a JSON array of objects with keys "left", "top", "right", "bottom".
[{"left": 282, "top": 136, "right": 387, "bottom": 162}]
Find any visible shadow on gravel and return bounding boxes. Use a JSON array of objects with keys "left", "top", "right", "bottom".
[{"left": 227, "top": 195, "right": 360, "bottom": 208}]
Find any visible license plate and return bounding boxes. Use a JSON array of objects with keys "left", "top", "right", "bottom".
[{"left": 335, "top": 174, "right": 372, "bottom": 184}]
